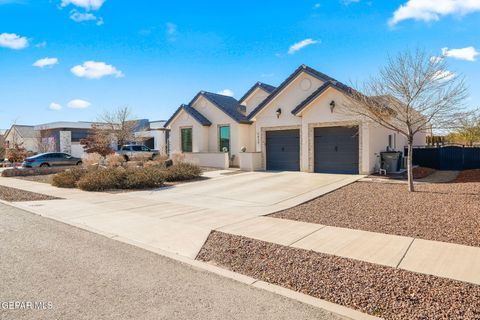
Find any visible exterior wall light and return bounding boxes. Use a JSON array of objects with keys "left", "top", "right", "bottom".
[
  {"left": 276, "top": 108, "right": 282, "bottom": 118},
  {"left": 329, "top": 100, "right": 336, "bottom": 113}
]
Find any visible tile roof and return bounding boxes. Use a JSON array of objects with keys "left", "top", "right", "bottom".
[
  {"left": 164, "top": 104, "right": 212, "bottom": 127},
  {"left": 247, "top": 64, "right": 352, "bottom": 120},
  {"left": 238, "top": 82, "right": 276, "bottom": 103}
]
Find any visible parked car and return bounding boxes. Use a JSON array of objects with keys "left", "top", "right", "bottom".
[
  {"left": 22, "top": 152, "right": 82, "bottom": 168},
  {"left": 116, "top": 144, "right": 160, "bottom": 161}
]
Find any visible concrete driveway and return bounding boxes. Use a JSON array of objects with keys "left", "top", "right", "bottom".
[{"left": 2, "top": 171, "right": 362, "bottom": 259}]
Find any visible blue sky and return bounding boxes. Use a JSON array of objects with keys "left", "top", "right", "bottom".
[{"left": 1, "top": 0, "right": 479, "bottom": 129}]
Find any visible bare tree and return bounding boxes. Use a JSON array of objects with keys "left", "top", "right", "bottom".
[
  {"left": 35, "top": 127, "right": 56, "bottom": 154},
  {"left": 446, "top": 108, "right": 480, "bottom": 146},
  {"left": 342, "top": 48, "right": 468, "bottom": 191},
  {"left": 80, "top": 124, "right": 115, "bottom": 157},
  {"left": 98, "top": 106, "right": 142, "bottom": 148}
]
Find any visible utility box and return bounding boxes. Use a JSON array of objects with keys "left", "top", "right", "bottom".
[{"left": 381, "top": 151, "right": 402, "bottom": 173}]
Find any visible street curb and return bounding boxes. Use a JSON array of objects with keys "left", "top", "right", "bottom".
[{"left": 0, "top": 199, "right": 380, "bottom": 320}]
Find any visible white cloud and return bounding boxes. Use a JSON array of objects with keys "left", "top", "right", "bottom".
[
  {"left": 217, "top": 89, "right": 235, "bottom": 97},
  {"left": 33, "top": 57, "right": 59, "bottom": 68},
  {"left": 442, "top": 46, "right": 479, "bottom": 61},
  {"left": 71, "top": 61, "right": 124, "bottom": 79},
  {"left": 0, "top": 33, "right": 28, "bottom": 49},
  {"left": 61, "top": 0, "right": 105, "bottom": 10},
  {"left": 288, "top": 38, "right": 319, "bottom": 54},
  {"left": 49, "top": 102, "right": 62, "bottom": 110},
  {"left": 389, "top": 0, "right": 480, "bottom": 26},
  {"left": 67, "top": 99, "right": 91, "bottom": 109},
  {"left": 70, "top": 10, "right": 96, "bottom": 22},
  {"left": 432, "top": 70, "right": 455, "bottom": 81},
  {"left": 35, "top": 41, "right": 47, "bottom": 48}
]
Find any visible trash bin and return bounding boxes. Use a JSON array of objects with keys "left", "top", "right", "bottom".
[{"left": 381, "top": 151, "right": 401, "bottom": 173}]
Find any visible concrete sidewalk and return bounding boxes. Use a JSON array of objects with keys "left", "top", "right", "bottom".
[{"left": 2, "top": 173, "right": 480, "bottom": 286}]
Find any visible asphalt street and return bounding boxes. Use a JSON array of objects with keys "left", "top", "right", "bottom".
[{"left": 0, "top": 203, "right": 340, "bottom": 320}]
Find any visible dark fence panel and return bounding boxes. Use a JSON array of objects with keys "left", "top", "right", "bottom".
[{"left": 407, "top": 146, "right": 480, "bottom": 170}]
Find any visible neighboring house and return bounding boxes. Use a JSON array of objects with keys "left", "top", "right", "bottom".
[
  {"left": 35, "top": 120, "right": 169, "bottom": 158},
  {"left": 3, "top": 125, "right": 37, "bottom": 153},
  {"left": 34, "top": 122, "right": 98, "bottom": 157},
  {"left": 134, "top": 120, "right": 169, "bottom": 155},
  {"left": 166, "top": 64, "right": 426, "bottom": 174}
]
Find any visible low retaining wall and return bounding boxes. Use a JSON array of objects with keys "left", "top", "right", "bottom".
[
  {"left": 238, "top": 152, "right": 263, "bottom": 171},
  {"left": 184, "top": 152, "right": 229, "bottom": 169},
  {"left": 1, "top": 166, "right": 68, "bottom": 177}
]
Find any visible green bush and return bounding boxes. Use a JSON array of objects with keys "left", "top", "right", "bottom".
[
  {"left": 164, "top": 162, "right": 202, "bottom": 182},
  {"left": 124, "top": 167, "right": 165, "bottom": 189},
  {"left": 77, "top": 167, "right": 127, "bottom": 191},
  {"left": 51, "top": 168, "right": 87, "bottom": 188}
]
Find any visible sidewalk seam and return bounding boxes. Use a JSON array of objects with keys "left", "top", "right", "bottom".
[{"left": 396, "top": 238, "right": 416, "bottom": 268}]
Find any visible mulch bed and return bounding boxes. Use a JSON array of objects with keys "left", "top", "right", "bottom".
[
  {"left": 412, "top": 167, "right": 436, "bottom": 179},
  {"left": 0, "top": 185, "right": 59, "bottom": 202},
  {"left": 271, "top": 181, "right": 480, "bottom": 247},
  {"left": 454, "top": 169, "right": 480, "bottom": 183},
  {"left": 197, "top": 231, "right": 480, "bottom": 320}
]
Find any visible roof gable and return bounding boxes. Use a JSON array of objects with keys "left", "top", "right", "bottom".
[
  {"left": 190, "top": 91, "right": 251, "bottom": 124},
  {"left": 239, "top": 82, "right": 276, "bottom": 104},
  {"left": 291, "top": 81, "right": 354, "bottom": 116},
  {"left": 164, "top": 104, "right": 212, "bottom": 128},
  {"left": 247, "top": 65, "right": 351, "bottom": 120}
]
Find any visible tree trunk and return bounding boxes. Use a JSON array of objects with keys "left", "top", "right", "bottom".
[{"left": 407, "top": 140, "right": 415, "bottom": 192}]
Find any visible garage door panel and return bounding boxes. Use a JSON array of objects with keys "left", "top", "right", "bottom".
[
  {"left": 266, "top": 130, "right": 300, "bottom": 171},
  {"left": 314, "top": 126, "right": 359, "bottom": 174}
]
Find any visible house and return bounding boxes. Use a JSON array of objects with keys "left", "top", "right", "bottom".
[
  {"left": 35, "top": 120, "right": 169, "bottom": 158},
  {"left": 134, "top": 120, "right": 169, "bottom": 155},
  {"left": 3, "top": 125, "right": 37, "bottom": 154},
  {"left": 168, "top": 64, "right": 427, "bottom": 174}
]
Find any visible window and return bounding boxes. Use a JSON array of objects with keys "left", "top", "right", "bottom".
[
  {"left": 181, "top": 128, "right": 192, "bottom": 152},
  {"left": 141, "top": 146, "right": 150, "bottom": 152},
  {"left": 132, "top": 145, "right": 142, "bottom": 151},
  {"left": 219, "top": 125, "right": 230, "bottom": 152}
]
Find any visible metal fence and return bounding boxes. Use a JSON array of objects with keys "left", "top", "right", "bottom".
[{"left": 405, "top": 146, "right": 480, "bottom": 170}]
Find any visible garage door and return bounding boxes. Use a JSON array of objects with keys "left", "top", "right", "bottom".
[
  {"left": 266, "top": 130, "right": 300, "bottom": 171},
  {"left": 314, "top": 126, "right": 359, "bottom": 174}
]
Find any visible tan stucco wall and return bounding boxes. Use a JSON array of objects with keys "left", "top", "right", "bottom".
[{"left": 242, "top": 87, "right": 270, "bottom": 116}]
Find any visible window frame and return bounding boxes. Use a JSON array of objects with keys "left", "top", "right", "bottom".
[
  {"left": 180, "top": 127, "right": 193, "bottom": 153},
  {"left": 218, "top": 125, "right": 231, "bottom": 153}
]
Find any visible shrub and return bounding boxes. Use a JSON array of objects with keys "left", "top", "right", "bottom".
[
  {"left": 105, "top": 154, "right": 125, "bottom": 168},
  {"left": 171, "top": 152, "right": 185, "bottom": 164},
  {"left": 164, "top": 162, "right": 202, "bottom": 182},
  {"left": 77, "top": 167, "right": 126, "bottom": 191},
  {"left": 6, "top": 147, "right": 27, "bottom": 163},
  {"left": 124, "top": 167, "right": 165, "bottom": 189},
  {"left": 81, "top": 153, "right": 103, "bottom": 167},
  {"left": 129, "top": 153, "right": 152, "bottom": 163},
  {"left": 51, "top": 168, "right": 87, "bottom": 188}
]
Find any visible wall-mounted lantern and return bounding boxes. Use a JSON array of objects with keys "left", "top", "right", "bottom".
[
  {"left": 276, "top": 108, "right": 282, "bottom": 118},
  {"left": 329, "top": 100, "right": 336, "bottom": 113}
]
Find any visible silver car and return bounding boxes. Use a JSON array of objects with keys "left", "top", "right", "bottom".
[{"left": 22, "top": 152, "right": 82, "bottom": 168}]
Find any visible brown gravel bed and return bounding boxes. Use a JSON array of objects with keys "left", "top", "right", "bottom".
[
  {"left": 454, "top": 169, "right": 480, "bottom": 183},
  {"left": 14, "top": 174, "right": 55, "bottom": 184},
  {"left": 0, "top": 185, "right": 59, "bottom": 201},
  {"left": 271, "top": 181, "right": 480, "bottom": 247},
  {"left": 197, "top": 231, "right": 480, "bottom": 320}
]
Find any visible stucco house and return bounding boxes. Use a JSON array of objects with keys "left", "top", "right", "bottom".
[
  {"left": 165, "top": 65, "right": 426, "bottom": 174},
  {"left": 3, "top": 125, "right": 37, "bottom": 154}
]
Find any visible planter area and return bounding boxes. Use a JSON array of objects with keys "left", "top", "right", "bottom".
[
  {"left": 197, "top": 231, "right": 480, "bottom": 320},
  {"left": 271, "top": 180, "right": 480, "bottom": 247},
  {"left": 0, "top": 185, "right": 59, "bottom": 202}
]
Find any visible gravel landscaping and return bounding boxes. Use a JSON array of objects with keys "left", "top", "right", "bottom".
[
  {"left": 14, "top": 174, "right": 55, "bottom": 184},
  {"left": 0, "top": 185, "right": 59, "bottom": 202},
  {"left": 271, "top": 181, "right": 480, "bottom": 247},
  {"left": 197, "top": 231, "right": 480, "bottom": 320}
]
